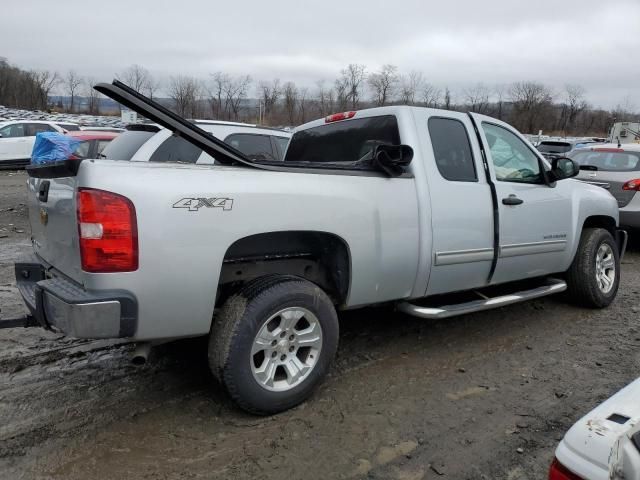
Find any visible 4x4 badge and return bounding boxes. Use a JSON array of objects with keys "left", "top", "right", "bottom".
[{"left": 172, "top": 197, "right": 233, "bottom": 212}]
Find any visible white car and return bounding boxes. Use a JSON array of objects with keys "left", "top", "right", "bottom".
[
  {"left": 551, "top": 377, "right": 640, "bottom": 479},
  {"left": 100, "top": 120, "right": 291, "bottom": 164},
  {"left": 0, "top": 120, "right": 66, "bottom": 168}
]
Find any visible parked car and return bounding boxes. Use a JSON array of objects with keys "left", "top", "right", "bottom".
[
  {"left": 0, "top": 120, "right": 65, "bottom": 168},
  {"left": 537, "top": 139, "right": 596, "bottom": 158},
  {"left": 570, "top": 144, "right": 640, "bottom": 230},
  {"left": 550, "top": 377, "right": 640, "bottom": 480},
  {"left": 9, "top": 81, "right": 626, "bottom": 415},
  {"left": 100, "top": 120, "right": 291, "bottom": 163},
  {"left": 66, "top": 130, "right": 120, "bottom": 160}
]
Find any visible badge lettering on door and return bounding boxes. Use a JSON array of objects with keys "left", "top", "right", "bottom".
[{"left": 172, "top": 197, "right": 233, "bottom": 212}]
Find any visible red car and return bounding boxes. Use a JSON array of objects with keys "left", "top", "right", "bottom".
[{"left": 66, "top": 130, "right": 120, "bottom": 159}]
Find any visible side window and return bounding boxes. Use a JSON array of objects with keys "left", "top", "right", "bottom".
[
  {"left": 26, "top": 123, "right": 56, "bottom": 136},
  {"left": 149, "top": 136, "right": 202, "bottom": 163},
  {"left": 0, "top": 124, "right": 25, "bottom": 138},
  {"left": 96, "top": 140, "right": 112, "bottom": 155},
  {"left": 482, "top": 123, "right": 542, "bottom": 184},
  {"left": 73, "top": 141, "right": 91, "bottom": 158},
  {"left": 273, "top": 136, "right": 290, "bottom": 160},
  {"left": 225, "top": 134, "right": 276, "bottom": 161},
  {"left": 428, "top": 117, "right": 477, "bottom": 182}
]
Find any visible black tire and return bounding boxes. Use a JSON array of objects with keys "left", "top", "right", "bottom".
[
  {"left": 565, "top": 228, "right": 620, "bottom": 308},
  {"left": 209, "top": 275, "right": 339, "bottom": 415}
]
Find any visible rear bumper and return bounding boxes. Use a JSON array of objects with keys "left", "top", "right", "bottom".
[
  {"left": 14, "top": 257, "right": 137, "bottom": 339},
  {"left": 620, "top": 192, "right": 640, "bottom": 229}
]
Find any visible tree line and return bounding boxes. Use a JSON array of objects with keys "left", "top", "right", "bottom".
[{"left": 1, "top": 57, "right": 637, "bottom": 136}]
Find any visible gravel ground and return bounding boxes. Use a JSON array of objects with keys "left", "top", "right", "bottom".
[{"left": 0, "top": 169, "right": 639, "bottom": 480}]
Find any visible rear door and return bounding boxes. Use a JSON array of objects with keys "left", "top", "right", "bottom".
[
  {"left": 472, "top": 114, "right": 573, "bottom": 284},
  {"left": 418, "top": 112, "right": 495, "bottom": 296},
  {"left": 0, "top": 123, "right": 28, "bottom": 161}
]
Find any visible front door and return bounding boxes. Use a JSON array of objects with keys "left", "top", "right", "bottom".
[{"left": 473, "top": 116, "right": 572, "bottom": 284}]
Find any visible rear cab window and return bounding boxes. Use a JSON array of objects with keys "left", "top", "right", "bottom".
[
  {"left": 225, "top": 133, "right": 277, "bottom": 161},
  {"left": 537, "top": 141, "right": 572, "bottom": 154},
  {"left": 101, "top": 130, "right": 156, "bottom": 160},
  {"left": 284, "top": 115, "right": 400, "bottom": 169},
  {"left": 428, "top": 117, "right": 477, "bottom": 182}
]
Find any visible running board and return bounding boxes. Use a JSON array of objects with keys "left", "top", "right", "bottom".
[{"left": 397, "top": 278, "right": 567, "bottom": 320}]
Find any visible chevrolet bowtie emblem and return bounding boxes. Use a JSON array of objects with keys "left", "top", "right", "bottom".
[{"left": 39, "top": 208, "right": 48, "bottom": 226}]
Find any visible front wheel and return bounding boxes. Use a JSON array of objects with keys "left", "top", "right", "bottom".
[
  {"left": 209, "top": 276, "right": 339, "bottom": 415},
  {"left": 565, "top": 228, "right": 620, "bottom": 308}
]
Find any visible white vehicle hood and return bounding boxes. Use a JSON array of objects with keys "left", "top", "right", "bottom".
[{"left": 556, "top": 377, "right": 640, "bottom": 479}]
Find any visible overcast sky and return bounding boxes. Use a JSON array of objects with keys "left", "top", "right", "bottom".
[{"left": 2, "top": 0, "right": 639, "bottom": 109}]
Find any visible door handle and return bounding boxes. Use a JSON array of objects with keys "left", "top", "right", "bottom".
[{"left": 502, "top": 194, "right": 524, "bottom": 206}]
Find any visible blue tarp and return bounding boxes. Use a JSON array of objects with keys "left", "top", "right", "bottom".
[{"left": 31, "top": 132, "right": 81, "bottom": 165}]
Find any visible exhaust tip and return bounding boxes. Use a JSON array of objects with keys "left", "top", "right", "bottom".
[{"left": 131, "top": 342, "right": 151, "bottom": 366}]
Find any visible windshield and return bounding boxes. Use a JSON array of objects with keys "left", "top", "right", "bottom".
[
  {"left": 100, "top": 130, "right": 155, "bottom": 160},
  {"left": 284, "top": 115, "right": 400, "bottom": 164},
  {"left": 570, "top": 150, "right": 640, "bottom": 172},
  {"left": 537, "top": 141, "right": 572, "bottom": 154}
]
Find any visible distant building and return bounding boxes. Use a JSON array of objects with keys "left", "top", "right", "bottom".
[{"left": 609, "top": 121, "right": 640, "bottom": 144}]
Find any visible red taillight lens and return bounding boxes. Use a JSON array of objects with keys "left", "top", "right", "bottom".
[
  {"left": 325, "top": 111, "right": 357, "bottom": 123},
  {"left": 622, "top": 179, "right": 640, "bottom": 191},
  {"left": 77, "top": 188, "right": 138, "bottom": 273},
  {"left": 549, "top": 459, "right": 583, "bottom": 480}
]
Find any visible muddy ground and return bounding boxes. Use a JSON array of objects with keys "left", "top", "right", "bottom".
[{"left": 0, "top": 169, "right": 639, "bottom": 480}]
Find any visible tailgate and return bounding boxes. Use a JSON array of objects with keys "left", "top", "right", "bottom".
[
  {"left": 27, "top": 165, "right": 83, "bottom": 282},
  {"left": 577, "top": 171, "right": 637, "bottom": 207}
]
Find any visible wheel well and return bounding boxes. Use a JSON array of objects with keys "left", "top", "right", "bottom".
[
  {"left": 582, "top": 215, "right": 616, "bottom": 236},
  {"left": 217, "top": 231, "right": 351, "bottom": 306}
]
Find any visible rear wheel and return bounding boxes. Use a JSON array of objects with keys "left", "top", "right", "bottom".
[
  {"left": 565, "top": 228, "right": 620, "bottom": 308},
  {"left": 209, "top": 275, "right": 339, "bottom": 415}
]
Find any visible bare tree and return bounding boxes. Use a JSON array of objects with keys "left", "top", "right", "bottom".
[
  {"left": 399, "top": 71, "right": 423, "bottom": 105},
  {"left": 208, "top": 72, "right": 229, "bottom": 119},
  {"left": 509, "top": 81, "right": 554, "bottom": 133},
  {"left": 560, "top": 84, "right": 587, "bottom": 133},
  {"left": 32, "top": 70, "right": 59, "bottom": 110},
  {"left": 334, "top": 75, "right": 349, "bottom": 111},
  {"left": 298, "top": 87, "right": 309, "bottom": 124},
  {"left": 493, "top": 84, "right": 507, "bottom": 120},
  {"left": 340, "top": 64, "right": 366, "bottom": 109},
  {"left": 283, "top": 81, "right": 299, "bottom": 125},
  {"left": 368, "top": 64, "right": 398, "bottom": 106},
  {"left": 117, "top": 64, "right": 151, "bottom": 93},
  {"left": 464, "top": 83, "right": 491, "bottom": 114},
  {"left": 443, "top": 87, "right": 452, "bottom": 110},
  {"left": 84, "top": 77, "right": 101, "bottom": 114},
  {"left": 316, "top": 80, "right": 335, "bottom": 116},
  {"left": 258, "top": 78, "right": 281, "bottom": 123},
  {"left": 169, "top": 75, "right": 200, "bottom": 117},
  {"left": 65, "top": 70, "right": 82, "bottom": 112},
  {"left": 223, "top": 75, "right": 251, "bottom": 121},
  {"left": 421, "top": 83, "right": 441, "bottom": 108}
]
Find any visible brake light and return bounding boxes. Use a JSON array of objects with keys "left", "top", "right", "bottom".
[
  {"left": 325, "top": 111, "right": 356, "bottom": 123},
  {"left": 549, "top": 459, "right": 583, "bottom": 480},
  {"left": 593, "top": 147, "right": 624, "bottom": 152},
  {"left": 77, "top": 188, "right": 138, "bottom": 273},
  {"left": 622, "top": 179, "right": 640, "bottom": 191}
]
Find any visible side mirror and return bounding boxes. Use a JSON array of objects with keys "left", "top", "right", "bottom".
[
  {"left": 372, "top": 144, "right": 414, "bottom": 177},
  {"left": 549, "top": 157, "right": 579, "bottom": 181}
]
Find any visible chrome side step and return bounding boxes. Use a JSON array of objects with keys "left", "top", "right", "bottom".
[{"left": 397, "top": 278, "right": 567, "bottom": 320}]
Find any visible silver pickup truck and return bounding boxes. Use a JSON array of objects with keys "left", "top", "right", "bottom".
[{"left": 10, "top": 81, "right": 627, "bottom": 414}]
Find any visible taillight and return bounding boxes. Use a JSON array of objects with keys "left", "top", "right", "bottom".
[
  {"left": 77, "top": 188, "right": 138, "bottom": 273},
  {"left": 622, "top": 179, "right": 640, "bottom": 191},
  {"left": 549, "top": 458, "right": 583, "bottom": 480},
  {"left": 325, "top": 111, "right": 356, "bottom": 123}
]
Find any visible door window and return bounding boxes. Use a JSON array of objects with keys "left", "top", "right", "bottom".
[
  {"left": 0, "top": 123, "right": 26, "bottom": 138},
  {"left": 26, "top": 123, "right": 56, "bottom": 136},
  {"left": 482, "top": 123, "right": 543, "bottom": 184},
  {"left": 428, "top": 117, "right": 477, "bottom": 182}
]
